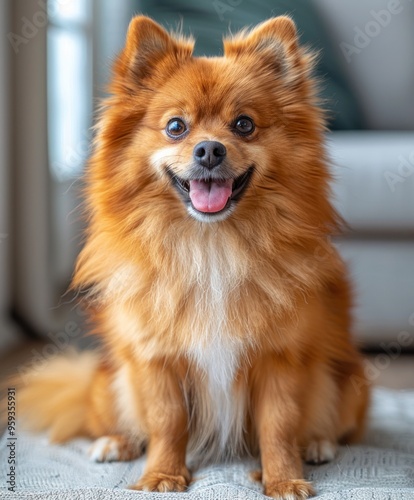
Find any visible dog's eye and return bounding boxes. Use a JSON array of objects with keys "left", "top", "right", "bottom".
[
  {"left": 166, "top": 118, "right": 187, "bottom": 138},
  {"left": 233, "top": 116, "right": 255, "bottom": 136}
]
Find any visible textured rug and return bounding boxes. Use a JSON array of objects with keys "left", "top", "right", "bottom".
[{"left": 1, "top": 388, "right": 414, "bottom": 499}]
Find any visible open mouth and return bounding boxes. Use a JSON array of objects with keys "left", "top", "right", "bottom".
[{"left": 167, "top": 166, "right": 254, "bottom": 217}]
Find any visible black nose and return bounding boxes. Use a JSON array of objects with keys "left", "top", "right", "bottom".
[{"left": 193, "top": 141, "right": 226, "bottom": 169}]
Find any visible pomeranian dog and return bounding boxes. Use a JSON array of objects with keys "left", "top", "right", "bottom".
[{"left": 17, "top": 15, "right": 369, "bottom": 499}]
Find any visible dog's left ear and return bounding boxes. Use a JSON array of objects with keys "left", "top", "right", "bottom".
[
  {"left": 224, "top": 16, "right": 299, "bottom": 69},
  {"left": 223, "top": 17, "right": 314, "bottom": 86},
  {"left": 224, "top": 16, "right": 306, "bottom": 86}
]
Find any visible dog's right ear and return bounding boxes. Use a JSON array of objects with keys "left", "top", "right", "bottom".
[{"left": 113, "top": 16, "right": 194, "bottom": 90}]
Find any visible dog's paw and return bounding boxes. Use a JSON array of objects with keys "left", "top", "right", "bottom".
[
  {"left": 305, "top": 439, "right": 336, "bottom": 464},
  {"left": 130, "top": 470, "right": 190, "bottom": 492},
  {"left": 264, "top": 479, "right": 315, "bottom": 500},
  {"left": 88, "top": 435, "right": 142, "bottom": 462}
]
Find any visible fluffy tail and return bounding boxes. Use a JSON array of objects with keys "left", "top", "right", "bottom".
[{"left": 13, "top": 350, "right": 101, "bottom": 443}]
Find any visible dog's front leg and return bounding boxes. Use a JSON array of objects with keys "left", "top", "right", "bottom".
[
  {"left": 130, "top": 360, "right": 190, "bottom": 492},
  {"left": 252, "top": 355, "right": 315, "bottom": 500}
]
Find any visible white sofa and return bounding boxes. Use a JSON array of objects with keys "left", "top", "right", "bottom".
[{"left": 313, "top": 0, "right": 414, "bottom": 345}]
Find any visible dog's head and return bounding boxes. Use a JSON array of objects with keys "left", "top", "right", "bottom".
[{"left": 91, "top": 16, "right": 333, "bottom": 231}]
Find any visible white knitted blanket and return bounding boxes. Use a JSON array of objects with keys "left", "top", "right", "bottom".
[{"left": 1, "top": 388, "right": 414, "bottom": 499}]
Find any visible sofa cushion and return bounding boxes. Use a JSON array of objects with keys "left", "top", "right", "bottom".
[
  {"left": 336, "top": 239, "right": 414, "bottom": 343},
  {"left": 327, "top": 131, "right": 414, "bottom": 231}
]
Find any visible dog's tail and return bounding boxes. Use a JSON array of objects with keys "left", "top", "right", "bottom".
[{"left": 12, "top": 350, "right": 104, "bottom": 443}]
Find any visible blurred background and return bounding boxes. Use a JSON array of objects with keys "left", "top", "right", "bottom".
[{"left": 0, "top": 0, "right": 413, "bottom": 386}]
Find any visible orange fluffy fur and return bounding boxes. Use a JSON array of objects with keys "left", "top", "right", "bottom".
[{"left": 16, "top": 16, "right": 369, "bottom": 499}]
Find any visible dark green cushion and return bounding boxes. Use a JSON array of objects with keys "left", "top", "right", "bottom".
[{"left": 135, "top": 0, "right": 362, "bottom": 130}]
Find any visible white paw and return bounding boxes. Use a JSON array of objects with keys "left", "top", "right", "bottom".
[
  {"left": 305, "top": 439, "right": 336, "bottom": 464},
  {"left": 88, "top": 436, "right": 139, "bottom": 463}
]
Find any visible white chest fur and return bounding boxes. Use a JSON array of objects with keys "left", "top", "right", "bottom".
[
  {"left": 187, "top": 332, "right": 247, "bottom": 463},
  {"left": 184, "top": 243, "right": 249, "bottom": 462}
]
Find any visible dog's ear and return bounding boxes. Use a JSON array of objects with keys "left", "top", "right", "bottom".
[
  {"left": 224, "top": 16, "right": 298, "bottom": 58},
  {"left": 114, "top": 16, "right": 194, "bottom": 88},
  {"left": 223, "top": 17, "right": 313, "bottom": 87}
]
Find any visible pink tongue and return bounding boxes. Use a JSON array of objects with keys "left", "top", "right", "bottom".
[{"left": 189, "top": 179, "right": 233, "bottom": 213}]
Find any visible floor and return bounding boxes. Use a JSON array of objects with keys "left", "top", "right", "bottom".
[{"left": 363, "top": 353, "right": 414, "bottom": 389}]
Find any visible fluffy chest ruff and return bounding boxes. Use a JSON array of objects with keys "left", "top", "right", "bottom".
[
  {"left": 108, "top": 234, "right": 257, "bottom": 463},
  {"left": 97, "top": 221, "right": 317, "bottom": 465}
]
